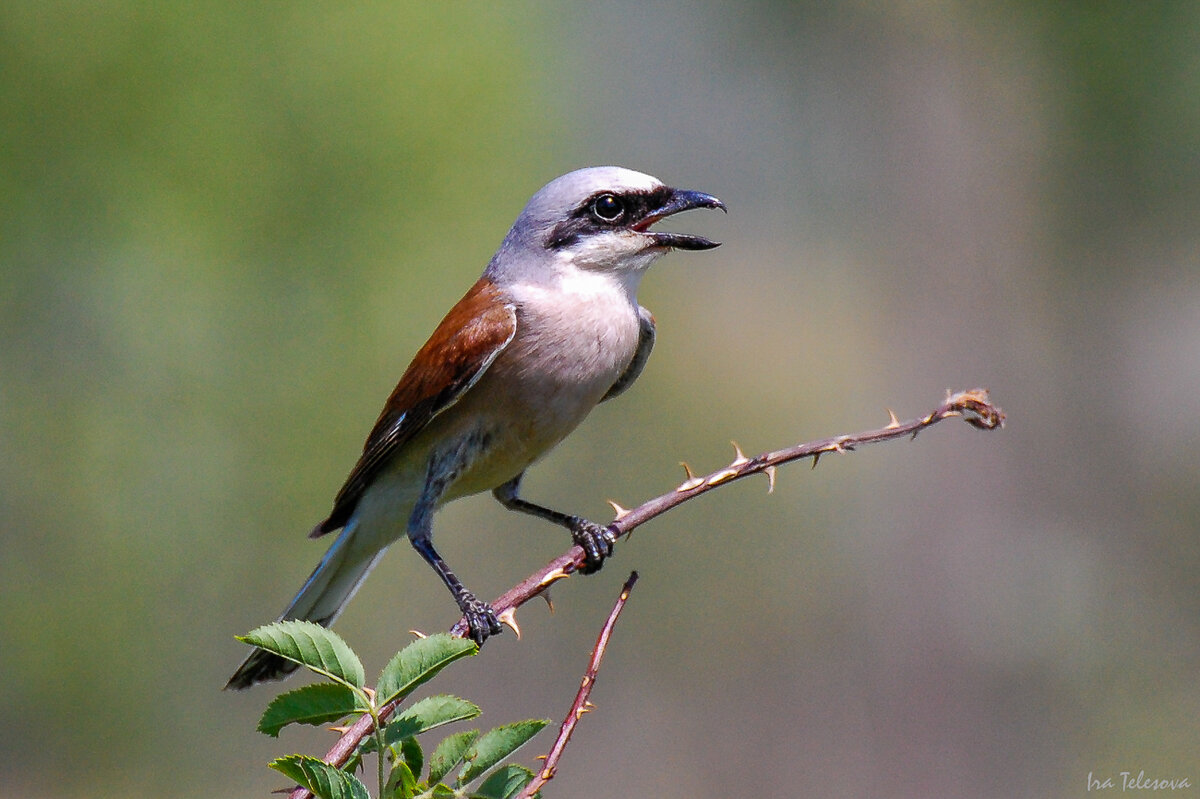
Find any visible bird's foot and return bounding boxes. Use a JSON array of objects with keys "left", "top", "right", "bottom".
[
  {"left": 570, "top": 517, "right": 618, "bottom": 574},
  {"left": 458, "top": 592, "right": 502, "bottom": 646}
]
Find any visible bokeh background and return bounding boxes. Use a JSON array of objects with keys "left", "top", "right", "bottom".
[{"left": 3, "top": 3, "right": 1198, "bottom": 797}]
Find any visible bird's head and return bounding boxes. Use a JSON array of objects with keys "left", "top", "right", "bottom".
[{"left": 489, "top": 166, "right": 725, "bottom": 282}]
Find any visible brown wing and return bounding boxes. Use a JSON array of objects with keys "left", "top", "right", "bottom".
[{"left": 310, "top": 278, "right": 517, "bottom": 536}]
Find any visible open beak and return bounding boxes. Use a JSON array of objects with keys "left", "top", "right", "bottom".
[{"left": 635, "top": 188, "right": 726, "bottom": 250}]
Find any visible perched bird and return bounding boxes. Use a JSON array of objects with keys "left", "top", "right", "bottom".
[{"left": 226, "top": 166, "right": 724, "bottom": 689}]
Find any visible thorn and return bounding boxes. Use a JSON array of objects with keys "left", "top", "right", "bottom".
[
  {"left": 607, "top": 499, "right": 630, "bottom": 520},
  {"left": 408, "top": 629, "right": 428, "bottom": 639},
  {"left": 676, "top": 461, "right": 705, "bottom": 492},
  {"left": 362, "top": 686, "right": 376, "bottom": 702},
  {"left": 575, "top": 706, "right": 592, "bottom": 719},
  {"left": 536, "top": 755, "right": 548, "bottom": 762},
  {"left": 730, "top": 441, "right": 749, "bottom": 466},
  {"left": 541, "top": 590, "right": 555, "bottom": 614},
  {"left": 885, "top": 408, "right": 901, "bottom": 429},
  {"left": 329, "top": 725, "right": 351, "bottom": 733},
  {"left": 540, "top": 767, "right": 555, "bottom": 780},
  {"left": 811, "top": 452, "right": 821, "bottom": 470},
  {"left": 764, "top": 465, "right": 777, "bottom": 494},
  {"left": 706, "top": 467, "right": 739, "bottom": 486},
  {"left": 498, "top": 608, "right": 521, "bottom": 639},
  {"left": 584, "top": 700, "right": 597, "bottom": 710},
  {"left": 538, "top": 569, "right": 571, "bottom": 590}
]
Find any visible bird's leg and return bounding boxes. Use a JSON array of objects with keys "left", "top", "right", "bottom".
[
  {"left": 410, "top": 445, "right": 502, "bottom": 645},
  {"left": 408, "top": 530, "right": 499, "bottom": 645},
  {"left": 493, "top": 473, "right": 617, "bottom": 574}
]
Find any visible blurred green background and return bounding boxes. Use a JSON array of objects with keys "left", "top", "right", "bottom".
[{"left": 3, "top": 3, "right": 1198, "bottom": 797}]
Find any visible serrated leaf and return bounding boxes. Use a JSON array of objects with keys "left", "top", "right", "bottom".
[
  {"left": 471, "top": 764, "right": 537, "bottom": 799},
  {"left": 457, "top": 720, "right": 549, "bottom": 787},
  {"left": 376, "top": 634, "right": 477, "bottom": 706},
  {"left": 387, "top": 695, "right": 480, "bottom": 747},
  {"left": 384, "top": 759, "right": 417, "bottom": 799},
  {"left": 258, "top": 683, "right": 366, "bottom": 737},
  {"left": 269, "top": 754, "right": 370, "bottom": 799},
  {"left": 427, "top": 784, "right": 457, "bottom": 799},
  {"left": 358, "top": 695, "right": 482, "bottom": 756},
  {"left": 427, "top": 729, "right": 479, "bottom": 786},
  {"left": 238, "top": 620, "right": 365, "bottom": 688}
]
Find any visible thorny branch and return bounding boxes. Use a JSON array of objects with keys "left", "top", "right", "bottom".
[
  {"left": 515, "top": 571, "right": 639, "bottom": 799},
  {"left": 288, "top": 388, "right": 1004, "bottom": 797}
]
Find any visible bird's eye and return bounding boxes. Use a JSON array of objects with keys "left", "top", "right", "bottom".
[{"left": 590, "top": 193, "right": 625, "bottom": 223}]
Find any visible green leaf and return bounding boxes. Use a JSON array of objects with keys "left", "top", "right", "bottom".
[
  {"left": 341, "top": 750, "right": 363, "bottom": 779},
  {"left": 358, "top": 695, "right": 482, "bottom": 755},
  {"left": 427, "top": 729, "right": 479, "bottom": 786},
  {"left": 269, "top": 754, "right": 370, "bottom": 799},
  {"left": 426, "top": 784, "right": 457, "bottom": 799},
  {"left": 398, "top": 735, "right": 424, "bottom": 783},
  {"left": 376, "top": 634, "right": 477, "bottom": 706},
  {"left": 471, "top": 764, "right": 537, "bottom": 799},
  {"left": 386, "top": 695, "right": 481, "bottom": 747},
  {"left": 384, "top": 759, "right": 417, "bottom": 799},
  {"left": 457, "top": 720, "right": 549, "bottom": 787},
  {"left": 257, "top": 682, "right": 366, "bottom": 737},
  {"left": 238, "top": 620, "right": 365, "bottom": 688}
]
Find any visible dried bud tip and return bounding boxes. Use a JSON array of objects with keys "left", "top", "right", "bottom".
[{"left": 949, "top": 388, "right": 1005, "bottom": 430}]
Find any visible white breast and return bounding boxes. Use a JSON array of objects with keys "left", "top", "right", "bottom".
[{"left": 509, "top": 267, "right": 641, "bottom": 384}]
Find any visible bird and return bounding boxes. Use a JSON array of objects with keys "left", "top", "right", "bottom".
[{"left": 226, "top": 166, "right": 725, "bottom": 689}]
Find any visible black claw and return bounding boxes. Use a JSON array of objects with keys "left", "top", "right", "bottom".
[
  {"left": 571, "top": 517, "right": 618, "bottom": 574},
  {"left": 460, "top": 594, "right": 502, "bottom": 645}
]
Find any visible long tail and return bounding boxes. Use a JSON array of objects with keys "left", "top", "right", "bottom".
[{"left": 225, "top": 522, "right": 384, "bottom": 690}]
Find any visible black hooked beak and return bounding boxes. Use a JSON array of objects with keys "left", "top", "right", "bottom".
[{"left": 635, "top": 188, "right": 727, "bottom": 250}]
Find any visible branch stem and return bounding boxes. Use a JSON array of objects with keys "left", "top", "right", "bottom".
[
  {"left": 516, "top": 571, "right": 639, "bottom": 798},
  {"left": 286, "top": 388, "right": 1004, "bottom": 798}
]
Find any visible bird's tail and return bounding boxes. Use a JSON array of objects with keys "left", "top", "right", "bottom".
[{"left": 225, "top": 522, "right": 384, "bottom": 690}]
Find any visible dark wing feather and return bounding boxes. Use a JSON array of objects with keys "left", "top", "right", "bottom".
[
  {"left": 310, "top": 279, "right": 517, "bottom": 536},
  {"left": 601, "top": 305, "right": 656, "bottom": 402}
]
